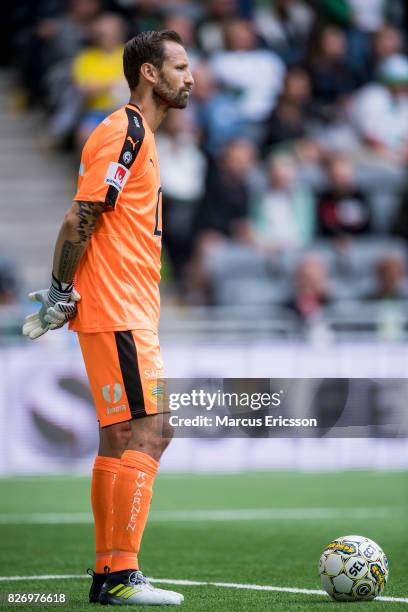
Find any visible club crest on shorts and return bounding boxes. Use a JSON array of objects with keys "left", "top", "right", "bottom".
[{"left": 102, "top": 383, "right": 123, "bottom": 404}]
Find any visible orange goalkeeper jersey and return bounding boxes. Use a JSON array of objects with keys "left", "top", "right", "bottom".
[{"left": 69, "top": 103, "right": 162, "bottom": 333}]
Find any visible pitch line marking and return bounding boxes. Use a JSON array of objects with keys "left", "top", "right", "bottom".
[
  {"left": 0, "top": 507, "right": 394, "bottom": 525},
  {"left": 0, "top": 575, "right": 406, "bottom": 603}
]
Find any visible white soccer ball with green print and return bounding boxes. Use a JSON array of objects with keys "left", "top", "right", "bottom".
[{"left": 318, "top": 535, "right": 389, "bottom": 601}]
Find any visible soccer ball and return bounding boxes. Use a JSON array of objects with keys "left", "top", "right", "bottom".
[{"left": 318, "top": 535, "right": 389, "bottom": 601}]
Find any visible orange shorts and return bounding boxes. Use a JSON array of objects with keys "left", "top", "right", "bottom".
[{"left": 78, "top": 329, "right": 165, "bottom": 427}]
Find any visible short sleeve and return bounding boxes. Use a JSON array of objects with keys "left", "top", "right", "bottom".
[{"left": 74, "top": 107, "right": 145, "bottom": 211}]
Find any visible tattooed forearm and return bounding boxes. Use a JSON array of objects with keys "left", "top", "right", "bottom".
[
  {"left": 58, "top": 240, "right": 83, "bottom": 282},
  {"left": 76, "top": 201, "right": 103, "bottom": 245},
  {"left": 52, "top": 200, "right": 105, "bottom": 283}
]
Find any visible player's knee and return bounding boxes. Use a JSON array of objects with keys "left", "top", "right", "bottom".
[
  {"left": 148, "top": 430, "right": 172, "bottom": 459},
  {"left": 126, "top": 414, "right": 174, "bottom": 461},
  {"left": 98, "top": 422, "right": 132, "bottom": 458},
  {"left": 111, "top": 423, "right": 132, "bottom": 451},
  {"left": 130, "top": 429, "right": 172, "bottom": 460},
  {"left": 154, "top": 421, "right": 173, "bottom": 455},
  {"left": 159, "top": 416, "right": 174, "bottom": 449}
]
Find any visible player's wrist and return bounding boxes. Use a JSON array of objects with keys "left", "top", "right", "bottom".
[{"left": 47, "top": 273, "right": 73, "bottom": 305}]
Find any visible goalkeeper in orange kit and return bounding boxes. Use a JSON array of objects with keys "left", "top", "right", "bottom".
[{"left": 23, "top": 29, "right": 194, "bottom": 606}]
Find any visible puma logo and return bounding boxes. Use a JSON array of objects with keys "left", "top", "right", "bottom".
[{"left": 126, "top": 136, "right": 138, "bottom": 151}]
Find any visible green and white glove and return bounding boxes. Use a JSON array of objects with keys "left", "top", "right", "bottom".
[{"left": 22, "top": 274, "right": 81, "bottom": 340}]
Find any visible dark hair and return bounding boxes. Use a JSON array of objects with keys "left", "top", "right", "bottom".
[{"left": 123, "top": 30, "right": 184, "bottom": 90}]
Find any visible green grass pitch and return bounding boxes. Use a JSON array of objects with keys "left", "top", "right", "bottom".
[{"left": 0, "top": 470, "right": 407, "bottom": 611}]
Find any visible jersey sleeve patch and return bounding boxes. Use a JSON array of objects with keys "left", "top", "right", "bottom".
[{"left": 104, "top": 162, "right": 130, "bottom": 192}]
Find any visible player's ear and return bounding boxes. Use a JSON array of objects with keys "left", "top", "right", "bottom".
[{"left": 140, "top": 62, "right": 158, "bottom": 85}]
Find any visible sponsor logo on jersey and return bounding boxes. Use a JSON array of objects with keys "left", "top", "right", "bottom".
[{"left": 104, "top": 162, "right": 130, "bottom": 192}]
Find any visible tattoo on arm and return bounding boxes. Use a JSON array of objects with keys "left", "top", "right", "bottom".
[
  {"left": 76, "top": 200, "right": 103, "bottom": 245},
  {"left": 55, "top": 201, "right": 104, "bottom": 283},
  {"left": 58, "top": 241, "right": 83, "bottom": 282}
]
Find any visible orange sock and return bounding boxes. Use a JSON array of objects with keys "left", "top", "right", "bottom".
[
  {"left": 110, "top": 450, "right": 159, "bottom": 572},
  {"left": 91, "top": 455, "right": 121, "bottom": 573}
]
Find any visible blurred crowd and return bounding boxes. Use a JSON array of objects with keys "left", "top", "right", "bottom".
[{"left": 5, "top": 0, "right": 408, "bottom": 336}]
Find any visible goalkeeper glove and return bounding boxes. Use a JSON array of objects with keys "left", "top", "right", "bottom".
[{"left": 22, "top": 274, "right": 81, "bottom": 340}]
